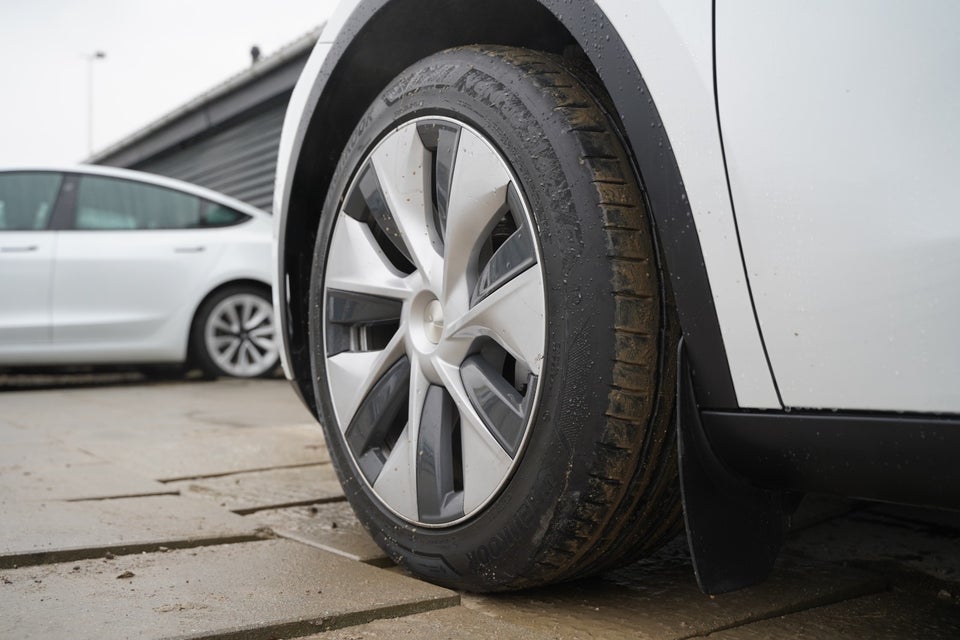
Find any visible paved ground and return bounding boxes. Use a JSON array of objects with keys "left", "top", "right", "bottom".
[{"left": 1, "top": 377, "right": 959, "bottom": 639}]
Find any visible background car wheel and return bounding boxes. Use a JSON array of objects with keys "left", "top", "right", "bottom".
[
  {"left": 309, "top": 46, "right": 681, "bottom": 591},
  {"left": 191, "top": 285, "right": 279, "bottom": 378}
]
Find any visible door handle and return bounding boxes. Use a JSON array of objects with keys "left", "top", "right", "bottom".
[
  {"left": 174, "top": 246, "right": 206, "bottom": 253},
  {"left": 0, "top": 245, "right": 38, "bottom": 253}
]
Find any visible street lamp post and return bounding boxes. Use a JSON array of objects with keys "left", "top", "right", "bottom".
[{"left": 86, "top": 51, "right": 106, "bottom": 156}]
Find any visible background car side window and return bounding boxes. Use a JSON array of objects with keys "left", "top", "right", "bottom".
[
  {"left": 0, "top": 172, "right": 62, "bottom": 231},
  {"left": 75, "top": 176, "right": 201, "bottom": 230},
  {"left": 202, "top": 202, "right": 250, "bottom": 227}
]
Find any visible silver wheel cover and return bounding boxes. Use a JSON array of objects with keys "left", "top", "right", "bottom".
[
  {"left": 322, "top": 117, "right": 546, "bottom": 527},
  {"left": 204, "top": 293, "right": 278, "bottom": 377}
]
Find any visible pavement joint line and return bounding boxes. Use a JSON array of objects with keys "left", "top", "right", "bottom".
[
  {"left": 0, "top": 533, "right": 274, "bottom": 570},
  {"left": 670, "top": 568, "right": 889, "bottom": 640},
  {"left": 158, "top": 462, "right": 331, "bottom": 483},
  {"left": 269, "top": 530, "right": 396, "bottom": 567},
  {"left": 231, "top": 495, "right": 348, "bottom": 516},
  {"left": 64, "top": 490, "right": 181, "bottom": 502},
  {"left": 162, "top": 595, "right": 462, "bottom": 640},
  {"left": 685, "top": 590, "right": 903, "bottom": 640}
]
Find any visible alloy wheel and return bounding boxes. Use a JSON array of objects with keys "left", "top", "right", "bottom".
[
  {"left": 322, "top": 117, "right": 546, "bottom": 527},
  {"left": 204, "top": 292, "right": 278, "bottom": 377}
]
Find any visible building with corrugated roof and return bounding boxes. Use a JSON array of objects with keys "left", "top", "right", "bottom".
[{"left": 88, "top": 27, "right": 322, "bottom": 212}]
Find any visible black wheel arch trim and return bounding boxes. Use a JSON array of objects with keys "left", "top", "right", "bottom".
[
  {"left": 702, "top": 409, "right": 960, "bottom": 510},
  {"left": 677, "top": 337, "right": 960, "bottom": 594},
  {"left": 278, "top": 0, "right": 740, "bottom": 415}
]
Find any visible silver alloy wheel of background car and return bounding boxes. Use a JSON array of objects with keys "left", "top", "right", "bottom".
[
  {"left": 203, "top": 292, "right": 279, "bottom": 378},
  {"left": 322, "top": 117, "right": 546, "bottom": 527}
]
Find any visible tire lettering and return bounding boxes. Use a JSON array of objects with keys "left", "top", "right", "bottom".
[{"left": 467, "top": 500, "right": 536, "bottom": 572}]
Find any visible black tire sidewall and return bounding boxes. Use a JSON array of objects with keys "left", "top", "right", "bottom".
[{"left": 309, "top": 48, "right": 622, "bottom": 590}]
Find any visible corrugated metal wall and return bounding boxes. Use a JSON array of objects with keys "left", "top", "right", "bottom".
[
  {"left": 89, "top": 29, "right": 321, "bottom": 213},
  {"left": 132, "top": 102, "right": 286, "bottom": 212}
]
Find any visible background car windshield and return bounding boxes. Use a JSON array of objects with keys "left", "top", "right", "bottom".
[{"left": 0, "top": 172, "right": 62, "bottom": 231}]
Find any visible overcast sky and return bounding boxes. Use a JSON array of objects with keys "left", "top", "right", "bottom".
[{"left": 0, "top": 0, "right": 339, "bottom": 167}]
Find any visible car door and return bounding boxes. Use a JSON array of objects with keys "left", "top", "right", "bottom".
[
  {"left": 0, "top": 171, "right": 61, "bottom": 353},
  {"left": 716, "top": 1, "right": 960, "bottom": 413},
  {"left": 52, "top": 173, "right": 224, "bottom": 358}
]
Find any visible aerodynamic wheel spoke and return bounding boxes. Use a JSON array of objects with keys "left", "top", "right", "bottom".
[
  {"left": 243, "top": 305, "right": 272, "bottom": 331},
  {"left": 344, "top": 356, "right": 411, "bottom": 484},
  {"left": 325, "top": 289, "right": 402, "bottom": 356},
  {"left": 221, "top": 304, "right": 242, "bottom": 333},
  {"left": 212, "top": 335, "right": 236, "bottom": 350},
  {"left": 219, "top": 338, "right": 241, "bottom": 364},
  {"left": 414, "top": 385, "right": 464, "bottom": 524},
  {"left": 248, "top": 334, "right": 275, "bottom": 353},
  {"left": 326, "top": 215, "right": 412, "bottom": 299},
  {"left": 459, "top": 355, "right": 534, "bottom": 458},
  {"left": 242, "top": 342, "right": 259, "bottom": 369},
  {"left": 434, "top": 361, "right": 512, "bottom": 513},
  {"left": 372, "top": 362, "right": 430, "bottom": 521},
  {"left": 416, "top": 121, "right": 460, "bottom": 239},
  {"left": 249, "top": 325, "right": 274, "bottom": 339},
  {"left": 212, "top": 317, "right": 234, "bottom": 334},
  {"left": 441, "top": 129, "right": 515, "bottom": 302},
  {"left": 369, "top": 126, "right": 443, "bottom": 284},
  {"left": 327, "top": 328, "right": 406, "bottom": 429},
  {"left": 472, "top": 184, "right": 538, "bottom": 304},
  {"left": 240, "top": 300, "right": 253, "bottom": 327},
  {"left": 446, "top": 266, "right": 545, "bottom": 376}
]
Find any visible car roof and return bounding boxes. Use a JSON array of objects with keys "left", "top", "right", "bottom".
[{"left": 0, "top": 164, "right": 270, "bottom": 219}]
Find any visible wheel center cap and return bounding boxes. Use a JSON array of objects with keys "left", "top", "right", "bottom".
[{"left": 423, "top": 299, "right": 444, "bottom": 344}]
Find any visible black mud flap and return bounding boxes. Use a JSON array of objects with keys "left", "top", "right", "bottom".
[{"left": 676, "top": 340, "right": 794, "bottom": 594}]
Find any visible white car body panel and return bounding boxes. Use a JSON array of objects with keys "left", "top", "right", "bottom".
[
  {"left": 594, "top": 0, "right": 780, "bottom": 408},
  {"left": 717, "top": 1, "right": 960, "bottom": 413},
  {"left": 0, "top": 165, "right": 274, "bottom": 367},
  {"left": 0, "top": 232, "right": 56, "bottom": 345},
  {"left": 53, "top": 231, "right": 225, "bottom": 352}
]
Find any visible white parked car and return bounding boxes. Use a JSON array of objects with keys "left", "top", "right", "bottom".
[
  {"left": 0, "top": 165, "right": 278, "bottom": 378},
  {"left": 273, "top": 1, "right": 960, "bottom": 592}
]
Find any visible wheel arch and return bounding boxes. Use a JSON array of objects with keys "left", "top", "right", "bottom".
[{"left": 277, "top": 0, "right": 739, "bottom": 416}]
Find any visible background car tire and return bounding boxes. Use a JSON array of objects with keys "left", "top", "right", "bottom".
[
  {"left": 191, "top": 284, "right": 279, "bottom": 379},
  {"left": 309, "top": 46, "right": 681, "bottom": 591}
]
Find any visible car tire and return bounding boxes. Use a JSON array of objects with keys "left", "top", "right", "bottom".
[
  {"left": 309, "top": 45, "right": 681, "bottom": 591},
  {"left": 191, "top": 284, "right": 279, "bottom": 379}
]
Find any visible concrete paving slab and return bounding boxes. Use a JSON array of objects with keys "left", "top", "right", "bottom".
[
  {"left": 786, "top": 503, "right": 960, "bottom": 585},
  {"left": 462, "top": 539, "right": 885, "bottom": 640},
  {"left": 82, "top": 424, "right": 328, "bottom": 481},
  {"left": 251, "top": 501, "right": 390, "bottom": 565},
  {"left": 708, "top": 591, "right": 960, "bottom": 639},
  {"left": 303, "top": 604, "right": 556, "bottom": 639},
  {"left": 0, "top": 379, "right": 315, "bottom": 439},
  {"left": 0, "top": 442, "right": 173, "bottom": 501},
  {"left": 0, "top": 539, "right": 458, "bottom": 640},
  {"left": 0, "top": 495, "right": 264, "bottom": 569},
  {"left": 167, "top": 463, "right": 343, "bottom": 514}
]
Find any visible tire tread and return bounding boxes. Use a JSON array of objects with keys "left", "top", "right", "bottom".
[{"left": 476, "top": 46, "right": 683, "bottom": 584}]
